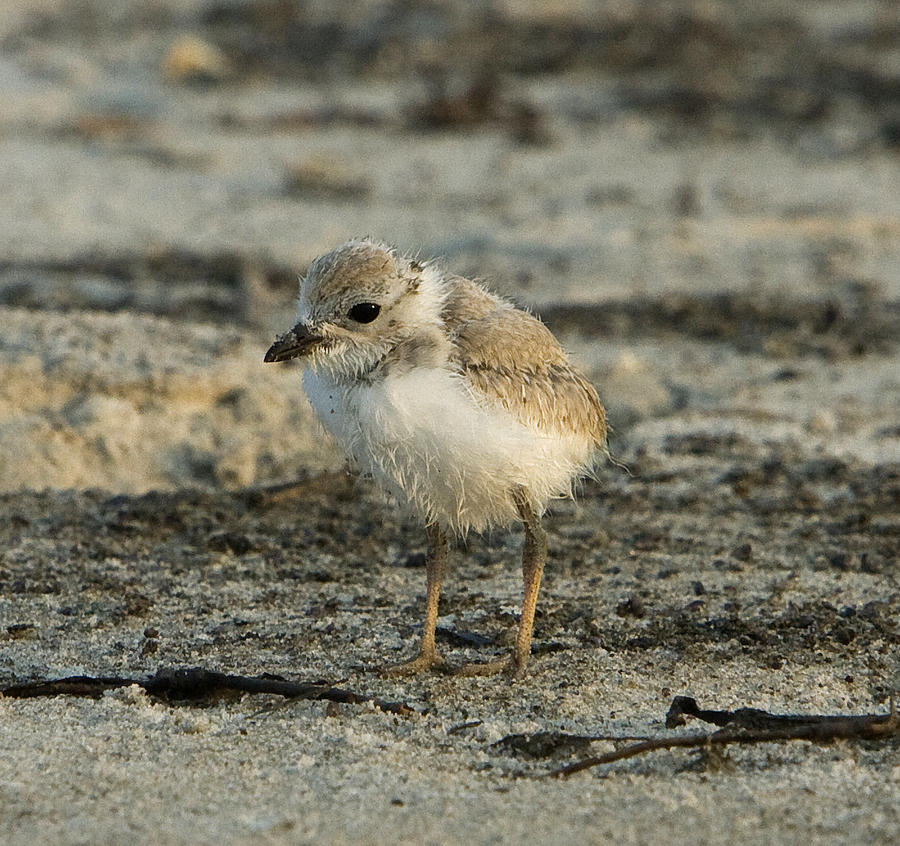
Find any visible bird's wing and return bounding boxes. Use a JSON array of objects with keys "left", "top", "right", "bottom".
[{"left": 448, "top": 298, "right": 607, "bottom": 446}]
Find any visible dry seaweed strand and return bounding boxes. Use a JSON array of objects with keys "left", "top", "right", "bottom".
[
  {"left": 551, "top": 695, "right": 899, "bottom": 778},
  {"left": 0, "top": 667, "right": 415, "bottom": 716}
]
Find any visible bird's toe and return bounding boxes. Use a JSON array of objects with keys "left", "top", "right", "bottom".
[{"left": 380, "top": 651, "right": 446, "bottom": 677}]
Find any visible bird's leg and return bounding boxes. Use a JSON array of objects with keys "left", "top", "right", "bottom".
[
  {"left": 417, "top": 521, "right": 449, "bottom": 665},
  {"left": 511, "top": 491, "right": 547, "bottom": 675},
  {"left": 457, "top": 489, "right": 547, "bottom": 678},
  {"left": 381, "top": 522, "right": 449, "bottom": 675}
]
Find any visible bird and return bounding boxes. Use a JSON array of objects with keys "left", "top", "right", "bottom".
[{"left": 264, "top": 238, "right": 607, "bottom": 677}]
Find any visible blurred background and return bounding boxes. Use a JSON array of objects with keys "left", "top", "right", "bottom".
[{"left": 1, "top": 0, "right": 898, "bottom": 491}]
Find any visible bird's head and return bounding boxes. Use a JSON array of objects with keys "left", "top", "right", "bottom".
[{"left": 264, "top": 239, "right": 446, "bottom": 379}]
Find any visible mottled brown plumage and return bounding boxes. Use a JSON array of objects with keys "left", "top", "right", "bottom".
[{"left": 449, "top": 301, "right": 607, "bottom": 446}]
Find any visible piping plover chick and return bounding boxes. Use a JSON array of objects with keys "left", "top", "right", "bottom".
[{"left": 265, "top": 238, "right": 607, "bottom": 677}]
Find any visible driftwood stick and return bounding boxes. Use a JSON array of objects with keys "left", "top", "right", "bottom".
[{"left": 552, "top": 695, "right": 899, "bottom": 778}]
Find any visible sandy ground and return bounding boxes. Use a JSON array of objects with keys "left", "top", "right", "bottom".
[{"left": 1, "top": 2, "right": 899, "bottom": 844}]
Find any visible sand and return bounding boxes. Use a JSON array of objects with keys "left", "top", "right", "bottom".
[{"left": 1, "top": 2, "right": 898, "bottom": 844}]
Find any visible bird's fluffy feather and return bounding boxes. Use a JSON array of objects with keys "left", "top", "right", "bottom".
[{"left": 293, "top": 238, "right": 606, "bottom": 534}]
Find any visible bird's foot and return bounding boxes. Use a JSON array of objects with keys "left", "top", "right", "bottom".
[
  {"left": 454, "top": 653, "right": 527, "bottom": 679},
  {"left": 380, "top": 650, "right": 446, "bottom": 677}
]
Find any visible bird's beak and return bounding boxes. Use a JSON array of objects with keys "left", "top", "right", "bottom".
[{"left": 264, "top": 322, "right": 324, "bottom": 362}]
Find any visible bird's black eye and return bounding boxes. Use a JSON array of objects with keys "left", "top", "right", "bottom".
[{"left": 347, "top": 302, "right": 381, "bottom": 324}]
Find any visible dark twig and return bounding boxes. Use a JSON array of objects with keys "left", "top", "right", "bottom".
[
  {"left": 447, "top": 720, "right": 484, "bottom": 734},
  {"left": 0, "top": 666, "right": 415, "bottom": 716},
  {"left": 665, "top": 695, "right": 896, "bottom": 732},
  {"left": 551, "top": 695, "right": 899, "bottom": 778}
]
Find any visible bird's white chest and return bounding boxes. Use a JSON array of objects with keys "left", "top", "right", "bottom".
[
  {"left": 303, "top": 365, "right": 477, "bottom": 469},
  {"left": 302, "top": 365, "right": 586, "bottom": 534}
]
